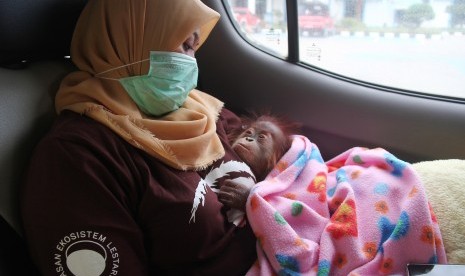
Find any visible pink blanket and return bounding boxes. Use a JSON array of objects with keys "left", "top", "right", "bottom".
[{"left": 246, "top": 135, "right": 446, "bottom": 276}]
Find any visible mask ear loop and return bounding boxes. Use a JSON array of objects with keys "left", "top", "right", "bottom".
[{"left": 95, "top": 58, "right": 150, "bottom": 80}]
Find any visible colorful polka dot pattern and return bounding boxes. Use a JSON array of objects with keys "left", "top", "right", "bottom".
[{"left": 245, "top": 135, "right": 446, "bottom": 276}]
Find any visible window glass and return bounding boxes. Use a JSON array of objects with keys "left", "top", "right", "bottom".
[
  {"left": 298, "top": 0, "right": 465, "bottom": 98},
  {"left": 225, "top": 0, "right": 288, "bottom": 57},
  {"left": 225, "top": 0, "right": 465, "bottom": 99}
]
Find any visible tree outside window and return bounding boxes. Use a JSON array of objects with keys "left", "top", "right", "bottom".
[
  {"left": 447, "top": 0, "right": 465, "bottom": 28},
  {"left": 400, "top": 2, "right": 435, "bottom": 29}
]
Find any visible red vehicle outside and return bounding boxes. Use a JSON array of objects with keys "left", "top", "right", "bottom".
[
  {"left": 233, "top": 7, "right": 261, "bottom": 32},
  {"left": 298, "top": 1, "right": 334, "bottom": 36}
]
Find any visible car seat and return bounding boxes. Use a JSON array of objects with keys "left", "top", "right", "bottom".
[{"left": 0, "top": 0, "right": 87, "bottom": 274}]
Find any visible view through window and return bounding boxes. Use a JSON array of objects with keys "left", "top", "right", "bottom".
[
  {"left": 224, "top": 0, "right": 465, "bottom": 99},
  {"left": 225, "top": 0, "right": 289, "bottom": 56}
]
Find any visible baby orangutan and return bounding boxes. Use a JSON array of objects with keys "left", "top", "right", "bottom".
[{"left": 218, "top": 114, "right": 298, "bottom": 211}]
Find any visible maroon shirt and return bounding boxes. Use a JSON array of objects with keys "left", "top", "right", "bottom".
[{"left": 20, "top": 108, "right": 257, "bottom": 276}]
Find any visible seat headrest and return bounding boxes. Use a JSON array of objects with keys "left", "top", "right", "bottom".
[{"left": 0, "top": 0, "right": 87, "bottom": 67}]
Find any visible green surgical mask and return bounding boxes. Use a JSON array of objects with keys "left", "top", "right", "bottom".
[{"left": 97, "top": 51, "right": 198, "bottom": 116}]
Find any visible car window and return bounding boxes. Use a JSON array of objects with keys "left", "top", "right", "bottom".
[
  {"left": 224, "top": 0, "right": 465, "bottom": 100},
  {"left": 224, "top": 0, "right": 288, "bottom": 57}
]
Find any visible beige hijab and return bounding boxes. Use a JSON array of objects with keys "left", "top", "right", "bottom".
[{"left": 56, "top": 0, "right": 223, "bottom": 171}]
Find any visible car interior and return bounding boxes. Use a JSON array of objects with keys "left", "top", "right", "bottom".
[
  {"left": 0, "top": 0, "right": 464, "bottom": 274},
  {"left": 0, "top": 0, "right": 86, "bottom": 273}
]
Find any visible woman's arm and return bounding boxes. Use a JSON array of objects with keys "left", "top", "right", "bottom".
[{"left": 21, "top": 126, "right": 149, "bottom": 275}]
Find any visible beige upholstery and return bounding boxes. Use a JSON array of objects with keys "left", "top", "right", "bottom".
[{"left": 413, "top": 160, "right": 465, "bottom": 264}]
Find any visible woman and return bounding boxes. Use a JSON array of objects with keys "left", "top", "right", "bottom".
[{"left": 20, "top": 0, "right": 257, "bottom": 275}]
